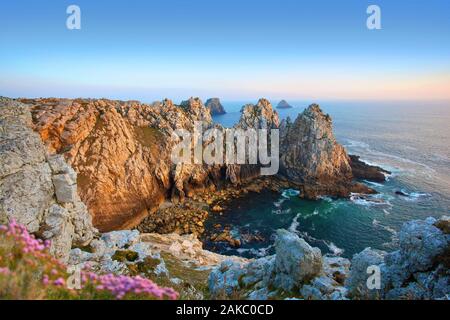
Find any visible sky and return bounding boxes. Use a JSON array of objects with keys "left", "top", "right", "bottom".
[{"left": 0, "top": 0, "right": 449, "bottom": 102}]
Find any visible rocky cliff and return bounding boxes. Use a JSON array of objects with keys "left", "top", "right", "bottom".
[
  {"left": 24, "top": 97, "right": 222, "bottom": 231},
  {"left": 205, "top": 98, "right": 226, "bottom": 115},
  {"left": 0, "top": 97, "right": 96, "bottom": 261},
  {"left": 13, "top": 97, "right": 381, "bottom": 231},
  {"left": 1, "top": 96, "right": 447, "bottom": 300},
  {"left": 226, "top": 98, "right": 281, "bottom": 184},
  {"left": 279, "top": 104, "right": 374, "bottom": 198},
  {"left": 209, "top": 216, "right": 449, "bottom": 300}
]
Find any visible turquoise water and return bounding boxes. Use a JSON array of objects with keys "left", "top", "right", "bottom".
[{"left": 204, "top": 101, "right": 450, "bottom": 259}]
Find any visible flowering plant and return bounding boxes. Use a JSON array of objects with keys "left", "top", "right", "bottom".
[{"left": 0, "top": 220, "right": 178, "bottom": 300}]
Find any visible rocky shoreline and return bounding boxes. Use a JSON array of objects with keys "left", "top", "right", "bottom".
[
  {"left": 19, "top": 97, "right": 382, "bottom": 233},
  {"left": 2, "top": 96, "right": 447, "bottom": 300}
]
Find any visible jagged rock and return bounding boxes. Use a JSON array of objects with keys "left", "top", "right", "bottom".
[
  {"left": 42, "top": 204, "right": 74, "bottom": 258},
  {"left": 52, "top": 174, "right": 77, "bottom": 203},
  {"left": 208, "top": 260, "right": 247, "bottom": 297},
  {"left": 0, "top": 98, "right": 54, "bottom": 231},
  {"left": 348, "top": 155, "right": 391, "bottom": 182},
  {"left": 300, "top": 285, "right": 323, "bottom": 300},
  {"left": 276, "top": 100, "right": 293, "bottom": 109},
  {"left": 208, "top": 229, "right": 324, "bottom": 298},
  {"left": 280, "top": 104, "right": 364, "bottom": 199},
  {"left": 274, "top": 229, "right": 323, "bottom": 291},
  {"left": 205, "top": 98, "right": 226, "bottom": 115},
  {"left": 101, "top": 230, "right": 140, "bottom": 249},
  {"left": 25, "top": 97, "right": 221, "bottom": 231},
  {"left": 323, "top": 256, "right": 351, "bottom": 284},
  {"left": 0, "top": 98, "right": 96, "bottom": 262},
  {"left": 311, "top": 276, "right": 339, "bottom": 294},
  {"left": 225, "top": 98, "right": 280, "bottom": 184},
  {"left": 345, "top": 248, "right": 386, "bottom": 299},
  {"left": 346, "top": 216, "right": 449, "bottom": 300},
  {"left": 384, "top": 217, "right": 448, "bottom": 288},
  {"left": 21, "top": 97, "right": 378, "bottom": 233},
  {"left": 434, "top": 215, "right": 450, "bottom": 234},
  {"left": 237, "top": 98, "right": 280, "bottom": 130}
]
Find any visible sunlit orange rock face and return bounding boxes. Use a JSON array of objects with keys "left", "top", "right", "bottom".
[
  {"left": 25, "top": 98, "right": 216, "bottom": 232},
  {"left": 22, "top": 97, "right": 379, "bottom": 232}
]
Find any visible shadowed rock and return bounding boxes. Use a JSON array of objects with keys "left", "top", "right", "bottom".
[{"left": 205, "top": 98, "right": 226, "bottom": 115}]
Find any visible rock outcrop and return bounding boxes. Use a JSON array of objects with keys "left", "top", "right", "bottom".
[
  {"left": 346, "top": 216, "right": 449, "bottom": 300},
  {"left": 349, "top": 155, "right": 391, "bottom": 182},
  {"left": 24, "top": 97, "right": 222, "bottom": 231},
  {"left": 276, "top": 100, "right": 293, "bottom": 109},
  {"left": 209, "top": 216, "right": 449, "bottom": 300},
  {"left": 16, "top": 97, "right": 383, "bottom": 231},
  {"left": 205, "top": 98, "right": 226, "bottom": 115},
  {"left": 279, "top": 104, "right": 374, "bottom": 198},
  {"left": 0, "top": 97, "right": 96, "bottom": 262},
  {"left": 226, "top": 98, "right": 280, "bottom": 184},
  {"left": 209, "top": 229, "right": 349, "bottom": 300}
]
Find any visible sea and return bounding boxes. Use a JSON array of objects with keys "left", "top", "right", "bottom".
[{"left": 203, "top": 100, "right": 450, "bottom": 259}]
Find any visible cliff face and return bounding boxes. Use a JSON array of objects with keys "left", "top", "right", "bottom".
[
  {"left": 0, "top": 98, "right": 96, "bottom": 261},
  {"left": 14, "top": 97, "right": 379, "bottom": 232},
  {"left": 26, "top": 97, "right": 220, "bottom": 232},
  {"left": 226, "top": 98, "right": 280, "bottom": 184},
  {"left": 205, "top": 98, "right": 226, "bottom": 115},
  {"left": 279, "top": 104, "right": 371, "bottom": 198}
]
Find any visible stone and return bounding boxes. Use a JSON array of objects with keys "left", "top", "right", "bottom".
[
  {"left": 101, "top": 230, "right": 140, "bottom": 249},
  {"left": 0, "top": 98, "right": 95, "bottom": 262},
  {"left": 273, "top": 229, "right": 323, "bottom": 291},
  {"left": 208, "top": 260, "right": 246, "bottom": 297},
  {"left": 434, "top": 215, "right": 450, "bottom": 234},
  {"left": 348, "top": 155, "right": 391, "bottom": 182},
  {"left": 300, "top": 285, "right": 323, "bottom": 300},
  {"left": 311, "top": 276, "right": 339, "bottom": 294},
  {"left": 42, "top": 204, "right": 74, "bottom": 261},
  {"left": 52, "top": 174, "right": 77, "bottom": 203},
  {"left": 345, "top": 248, "right": 386, "bottom": 299}
]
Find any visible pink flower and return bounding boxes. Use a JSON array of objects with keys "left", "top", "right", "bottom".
[
  {"left": 53, "top": 277, "right": 65, "bottom": 286},
  {"left": 0, "top": 267, "right": 10, "bottom": 275}
]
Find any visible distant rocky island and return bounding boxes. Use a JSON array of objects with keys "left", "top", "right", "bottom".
[
  {"left": 205, "top": 98, "right": 226, "bottom": 115},
  {"left": 276, "top": 99, "right": 293, "bottom": 109},
  {"left": 1, "top": 96, "right": 448, "bottom": 300}
]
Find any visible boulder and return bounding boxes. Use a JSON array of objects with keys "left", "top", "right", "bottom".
[
  {"left": 273, "top": 229, "right": 323, "bottom": 291},
  {"left": 345, "top": 248, "right": 386, "bottom": 299}
]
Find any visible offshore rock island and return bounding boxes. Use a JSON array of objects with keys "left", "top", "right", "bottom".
[{"left": 0, "top": 96, "right": 448, "bottom": 300}]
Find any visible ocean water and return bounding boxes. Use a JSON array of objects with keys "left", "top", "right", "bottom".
[{"left": 204, "top": 100, "right": 450, "bottom": 259}]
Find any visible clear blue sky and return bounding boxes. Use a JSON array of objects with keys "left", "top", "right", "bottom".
[{"left": 1, "top": 0, "right": 449, "bottom": 101}]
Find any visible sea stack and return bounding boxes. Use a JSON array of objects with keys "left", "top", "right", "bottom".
[
  {"left": 276, "top": 100, "right": 293, "bottom": 109},
  {"left": 280, "top": 104, "right": 363, "bottom": 198},
  {"left": 205, "top": 98, "right": 226, "bottom": 115}
]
